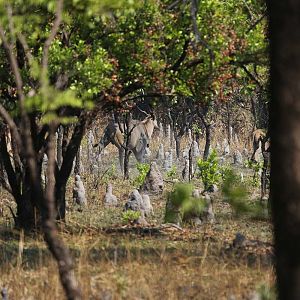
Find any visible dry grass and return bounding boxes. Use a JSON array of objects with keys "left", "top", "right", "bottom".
[
  {"left": 0, "top": 179, "right": 274, "bottom": 299},
  {"left": 0, "top": 128, "right": 274, "bottom": 299}
]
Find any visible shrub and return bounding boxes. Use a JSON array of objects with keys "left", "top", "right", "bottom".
[
  {"left": 164, "top": 184, "right": 205, "bottom": 224},
  {"left": 221, "top": 169, "right": 269, "bottom": 219},
  {"left": 244, "top": 159, "right": 263, "bottom": 187},
  {"left": 102, "top": 163, "right": 117, "bottom": 183},
  {"left": 121, "top": 210, "right": 141, "bottom": 224},
  {"left": 133, "top": 163, "right": 150, "bottom": 187},
  {"left": 166, "top": 165, "right": 177, "bottom": 179},
  {"left": 197, "top": 149, "right": 221, "bottom": 191}
]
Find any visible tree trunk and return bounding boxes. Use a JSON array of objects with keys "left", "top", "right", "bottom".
[
  {"left": 203, "top": 124, "right": 211, "bottom": 161},
  {"left": 175, "top": 135, "right": 181, "bottom": 159},
  {"left": 124, "top": 149, "right": 130, "bottom": 180},
  {"left": 123, "top": 114, "right": 132, "bottom": 180},
  {"left": 268, "top": 1, "right": 300, "bottom": 299},
  {"left": 226, "top": 102, "right": 231, "bottom": 145},
  {"left": 188, "top": 143, "right": 193, "bottom": 181},
  {"left": 56, "top": 118, "right": 86, "bottom": 220},
  {"left": 74, "top": 147, "right": 81, "bottom": 175},
  {"left": 57, "top": 125, "right": 63, "bottom": 169}
]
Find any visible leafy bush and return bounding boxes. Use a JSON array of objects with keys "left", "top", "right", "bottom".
[
  {"left": 244, "top": 159, "right": 263, "bottom": 187},
  {"left": 222, "top": 169, "right": 249, "bottom": 215},
  {"left": 164, "top": 184, "right": 205, "bottom": 224},
  {"left": 257, "top": 284, "right": 277, "bottom": 300},
  {"left": 166, "top": 165, "right": 178, "bottom": 179},
  {"left": 222, "top": 169, "right": 269, "bottom": 219},
  {"left": 197, "top": 149, "right": 221, "bottom": 191},
  {"left": 133, "top": 163, "right": 150, "bottom": 187},
  {"left": 102, "top": 163, "right": 117, "bottom": 183},
  {"left": 121, "top": 210, "right": 141, "bottom": 224}
]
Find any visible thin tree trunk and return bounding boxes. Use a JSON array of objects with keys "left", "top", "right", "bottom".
[
  {"left": 188, "top": 143, "right": 193, "bottom": 181},
  {"left": 175, "top": 135, "right": 181, "bottom": 159},
  {"left": 57, "top": 125, "right": 63, "bottom": 169},
  {"left": 203, "top": 124, "right": 211, "bottom": 161},
  {"left": 123, "top": 114, "right": 132, "bottom": 180},
  {"left": 44, "top": 123, "right": 82, "bottom": 299},
  {"left": 56, "top": 118, "right": 86, "bottom": 220},
  {"left": 268, "top": 1, "right": 300, "bottom": 299},
  {"left": 74, "top": 147, "right": 81, "bottom": 175}
]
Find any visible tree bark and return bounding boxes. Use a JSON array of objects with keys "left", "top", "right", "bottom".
[
  {"left": 268, "top": 1, "right": 300, "bottom": 299},
  {"left": 57, "top": 125, "right": 63, "bottom": 169},
  {"left": 203, "top": 124, "right": 211, "bottom": 161},
  {"left": 44, "top": 123, "right": 82, "bottom": 300},
  {"left": 56, "top": 118, "right": 86, "bottom": 219}
]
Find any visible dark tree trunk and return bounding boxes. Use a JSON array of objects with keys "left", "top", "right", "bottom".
[
  {"left": 124, "top": 149, "right": 130, "bottom": 180},
  {"left": 250, "top": 94, "right": 257, "bottom": 129},
  {"left": 175, "top": 135, "right": 181, "bottom": 159},
  {"left": 74, "top": 147, "right": 81, "bottom": 175},
  {"left": 62, "top": 125, "right": 70, "bottom": 158},
  {"left": 123, "top": 114, "right": 132, "bottom": 180},
  {"left": 188, "top": 143, "right": 193, "bottom": 181},
  {"left": 226, "top": 102, "right": 231, "bottom": 145},
  {"left": 268, "top": 1, "right": 300, "bottom": 299},
  {"left": 203, "top": 124, "right": 211, "bottom": 161},
  {"left": 57, "top": 125, "right": 63, "bottom": 169},
  {"left": 260, "top": 151, "right": 269, "bottom": 200},
  {"left": 56, "top": 118, "right": 86, "bottom": 220}
]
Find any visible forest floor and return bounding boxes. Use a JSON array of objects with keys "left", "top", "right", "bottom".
[{"left": 0, "top": 169, "right": 275, "bottom": 300}]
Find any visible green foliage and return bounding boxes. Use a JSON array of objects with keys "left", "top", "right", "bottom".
[
  {"left": 102, "top": 163, "right": 117, "bottom": 184},
  {"left": 164, "top": 184, "right": 205, "bottom": 224},
  {"left": 121, "top": 210, "right": 140, "bottom": 224},
  {"left": 222, "top": 169, "right": 249, "bottom": 215},
  {"left": 245, "top": 159, "right": 263, "bottom": 187},
  {"left": 166, "top": 165, "right": 178, "bottom": 179},
  {"left": 197, "top": 150, "right": 221, "bottom": 190},
  {"left": 257, "top": 284, "right": 277, "bottom": 300},
  {"left": 133, "top": 163, "right": 150, "bottom": 188},
  {"left": 222, "top": 169, "right": 269, "bottom": 219}
]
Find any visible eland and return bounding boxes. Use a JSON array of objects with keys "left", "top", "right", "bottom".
[{"left": 94, "top": 113, "right": 159, "bottom": 171}]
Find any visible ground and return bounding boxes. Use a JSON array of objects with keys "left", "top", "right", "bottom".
[
  {"left": 0, "top": 132, "right": 274, "bottom": 299},
  {"left": 0, "top": 177, "right": 274, "bottom": 299}
]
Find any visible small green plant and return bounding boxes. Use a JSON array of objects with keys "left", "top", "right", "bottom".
[
  {"left": 222, "top": 169, "right": 269, "bottom": 219},
  {"left": 121, "top": 210, "right": 141, "bottom": 224},
  {"left": 222, "top": 169, "right": 250, "bottom": 215},
  {"left": 257, "top": 284, "right": 277, "bottom": 300},
  {"left": 102, "top": 163, "right": 117, "bottom": 183},
  {"left": 133, "top": 163, "right": 150, "bottom": 187},
  {"left": 166, "top": 165, "right": 177, "bottom": 179},
  {"left": 244, "top": 159, "right": 263, "bottom": 187},
  {"left": 197, "top": 149, "right": 221, "bottom": 191},
  {"left": 192, "top": 124, "right": 202, "bottom": 135},
  {"left": 164, "top": 184, "right": 205, "bottom": 224}
]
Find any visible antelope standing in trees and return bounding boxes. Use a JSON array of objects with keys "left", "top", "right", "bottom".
[
  {"left": 94, "top": 112, "right": 159, "bottom": 172},
  {"left": 250, "top": 129, "right": 270, "bottom": 162}
]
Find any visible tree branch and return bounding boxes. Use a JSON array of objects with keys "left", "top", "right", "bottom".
[
  {"left": 0, "top": 103, "right": 22, "bottom": 150},
  {"left": 0, "top": 25, "right": 25, "bottom": 105},
  {"left": 190, "top": 0, "right": 214, "bottom": 72},
  {"left": 41, "top": 0, "right": 63, "bottom": 79},
  {"left": 169, "top": 39, "right": 190, "bottom": 71}
]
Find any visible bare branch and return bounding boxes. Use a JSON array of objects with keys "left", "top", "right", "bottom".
[
  {"left": 169, "top": 38, "right": 190, "bottom": 71},
  {"left": 0, "top": 175, "right": 12, "bottom": 194},
  {"left": 0, "top": 103, "right": 22, "bottom": 149},
  {"left": 246, "top": 10, "right": 267, "bottom": 33},
  {"left": 41, "top": 0, "right": 64, "bottom": 79},
  {"left": 17, "top": 33, "right": 34, "bottom": 65},
  {"left": 0, "top": 25, "right": 25, "bottom": 104},
  {"left": 135, "top": 105, "right": 150, "bottom": 117},
  {"left": 190, "top": 0, "right": 214, "bottom": 72},
  {"left": 6, "top": 4, "right": 15, "bottom": 45}
]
